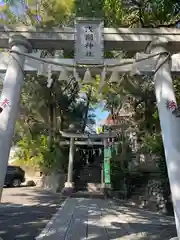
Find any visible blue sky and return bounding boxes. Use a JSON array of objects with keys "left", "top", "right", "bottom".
[
  {"left": 95, "top": 108, "right": 109, "bottom": 124},
  {"left": 93, "top": 102, "right": 109, "bottom": 125}
]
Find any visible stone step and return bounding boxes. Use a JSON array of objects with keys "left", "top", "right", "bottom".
[
  {"left": 71, "top": 191, "right": 105, "bottom": 199},
  {"left": 75, "top": 182, "right": 102, "bottom": 191}
]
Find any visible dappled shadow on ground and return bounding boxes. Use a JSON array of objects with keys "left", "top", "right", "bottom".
[
  {"left": 2, "top": 187, "right": 66, "bottom": 205},
  {"left": 111, "top": 222, "right": 176, "bottom": 240},
  {"left": 84, "top": 224, "right": 176, "bottom": 240},
  {"left": 113, "top": 198, "right": 174, "bottom": 217},
  {"left": 106, "top": 201, "right": 175, "bottom": 225},
  {"left": 0, "top": 189, "right": 177, "bottom": 240},
  {"left": 0, "top": 204, "right": 57, "bottom": 239},
  {"left": 41, "top": 198, "right": 177, "bottom": 240},
  {"left": 0, "top": 187, "right": 66, "bottom": 240},
  {"left": 87, "top": 207, "right": 176, "bottom": 239}
]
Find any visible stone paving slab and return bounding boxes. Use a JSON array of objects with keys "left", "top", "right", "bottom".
[
  {"left": 36, "top": 198, "right": 78, "bottom": 240},
  {"left": 87, "top": 200, "right": 109, "bottom": 240},
  {"left": 65, "top": 199, "right": 88, "bottom": 240},
  {"left": 36, "top": 198, "right": 177, "bottom": 240}
]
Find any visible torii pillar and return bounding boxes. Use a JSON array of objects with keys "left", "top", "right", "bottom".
[
  {"left": 150, "top": 38, "right": 180, "bottom": 240},
  {"left": 0, "top": 35, "right": 32, "bottom": 200},
  {"left": 62, "top": 137, "right": 75, "bottom": 195}
]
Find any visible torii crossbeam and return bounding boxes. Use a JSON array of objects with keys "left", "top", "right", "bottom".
[{"left": 0, "top": 26, "right": 180, "bottom": 52}]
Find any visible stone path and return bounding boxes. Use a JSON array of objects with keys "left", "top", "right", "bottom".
[{"left": 36, "top": 198, "right": 177, "bottom": 240}]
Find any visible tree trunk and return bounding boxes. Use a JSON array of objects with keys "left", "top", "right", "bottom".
[
  {"left": 26, "top": 119, "right": 33, "bottom": 139},
  {"left": 144, "top": 85, "right": 150, "bottom": 130},
  {"left": 48, "top": 84, "right": 55, "bottom": 148},
  {"left": 81, "top": 88, "right": 92, "bottom": 132},
  {"left": 58, "top": 110, "right": 64, "bottom": 131},
  {"left": 48, "top": 102, "right": 54, "bottom": 148}
]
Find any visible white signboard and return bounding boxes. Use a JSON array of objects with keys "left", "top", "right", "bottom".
[{"left": 75, "top": 18, "right": 104, "bottom": 65}]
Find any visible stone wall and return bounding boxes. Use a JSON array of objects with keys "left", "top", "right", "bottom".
[
  {"left": 36, "top": 173, "right": 66, "bottom": 193},
  {"left": 129, "top": 179, "right": 173, "bottom": 215},
  {"left": 146, "top": 179, "right": 165, "bottom": 211},
  {"left": 128, "top": 153, "right": 159, "bottom": 172},
  {"left": 113, "top": 176, "right": 173, "bottom": 215}
]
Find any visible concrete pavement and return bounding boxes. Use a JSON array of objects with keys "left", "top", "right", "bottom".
[{"left": 0, "top": 187, "right": 66, "bottom": 240}]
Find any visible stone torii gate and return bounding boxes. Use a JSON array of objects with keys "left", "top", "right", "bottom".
[
  {"left": 59, "top": 130, "right": 117, "bottom": 194},
  {"left": 0, "top": 23, "right": 179, "bottom": 239}
]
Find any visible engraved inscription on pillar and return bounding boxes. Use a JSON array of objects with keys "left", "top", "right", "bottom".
[{"left": 75, "top": 18, "right": 104, "bottom": 65}]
